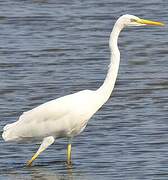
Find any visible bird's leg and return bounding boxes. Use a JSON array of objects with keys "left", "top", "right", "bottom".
[
  {"left": 66, "top": 139, "right": 72, "bottom": 165},
  {"left": 67, "top": 143, "right": 72, "bottom": 165},
  {"left": 26, "top": 136, "right": 55, "bottom": 166}
]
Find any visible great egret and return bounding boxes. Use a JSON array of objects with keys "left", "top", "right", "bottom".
[{"left": 2, "top": 14, "right": 164, "bottom": 166}]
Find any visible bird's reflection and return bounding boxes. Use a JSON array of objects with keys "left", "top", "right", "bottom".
[
  {"left": 5, "top": 161, "right": 85, "bottom": 180},
  {"left": 27, "top": 162, "right": 75, "bottom": 180}
]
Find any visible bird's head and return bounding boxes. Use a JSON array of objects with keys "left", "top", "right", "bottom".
[{"left": 117, "top": 14, "right": 164, "bottom": 28}]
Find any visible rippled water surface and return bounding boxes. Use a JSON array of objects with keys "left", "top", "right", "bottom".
[{"left": 0, "top": 0, "right": 168, "bottom": 179}]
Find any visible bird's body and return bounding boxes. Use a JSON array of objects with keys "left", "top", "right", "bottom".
[
  {"left": 3, "top": 89, "right": 102, "bottom": 141},
  {"left": 2, "top": 14, "right": 164, "bottom": 166}
]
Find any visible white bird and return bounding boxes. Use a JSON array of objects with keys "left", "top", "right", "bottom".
[{"left": 2, "top": 14, "right": 164, "bottom": 166}]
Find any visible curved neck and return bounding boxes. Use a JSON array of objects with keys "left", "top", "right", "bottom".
[{"left": 96, "top": 23, "right": 122, "bottom": 106}]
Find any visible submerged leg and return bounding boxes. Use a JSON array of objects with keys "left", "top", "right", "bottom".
[
  {"left": 67, "top": 139, "right": 72, "bottom": 165},
  {"left": 26, "top": 136, "right": 55, "bottom": 166}
]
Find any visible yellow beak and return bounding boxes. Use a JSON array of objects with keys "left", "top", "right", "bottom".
[{"left": 136, "top": 18, "right": 165, "bottom": 26}]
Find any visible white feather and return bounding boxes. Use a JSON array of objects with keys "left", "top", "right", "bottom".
[{"left": 2, "top": 90, "right": 99, "bottom": 141}]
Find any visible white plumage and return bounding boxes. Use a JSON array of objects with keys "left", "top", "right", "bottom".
[
  {"left": 3, "top": 90, "right": 99, "bottom": 141},
  {"left": 2, "top": 14, "right": 164, "bottom": 166}
]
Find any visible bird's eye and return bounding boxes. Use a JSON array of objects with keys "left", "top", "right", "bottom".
[{"left": 130, "top": 19, "right": 136, "bottom": 22}]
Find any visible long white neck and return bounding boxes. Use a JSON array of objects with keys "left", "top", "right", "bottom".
[{"left": 96, "top": 21, "right": 123, "bottom": 107}]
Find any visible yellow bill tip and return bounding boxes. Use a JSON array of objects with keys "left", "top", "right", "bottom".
[{"left": 138, "top": 18, "right": 165, "bottom": 26}]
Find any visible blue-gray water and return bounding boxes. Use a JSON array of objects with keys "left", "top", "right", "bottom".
[{"left": 0, "top": 0, "right": 168, "bottom": 179}]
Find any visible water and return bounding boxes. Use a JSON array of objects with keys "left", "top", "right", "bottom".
[{"left": 0, "top": 0, "right": 168, "bottom": 179}]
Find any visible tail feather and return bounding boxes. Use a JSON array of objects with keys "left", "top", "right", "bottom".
[
  {"left": 2, "top": 122, "right": 19, "bottom": 141},
  {"left": 3, "top": 122, "right": 17, "bottom": 131},
  {"left": 2, "top": 111, "right": 30, "bottom": 142}
]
